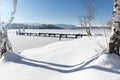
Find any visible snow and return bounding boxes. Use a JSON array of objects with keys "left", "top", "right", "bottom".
[
  {"left": 8, "top": 30, "right": 74, "bottom": 52},
  {"left": 21, "top": 36, "right": 108, "bottom": 65},
  {"left": 0, "top": 29, "right": 119, "bottom": 80},
  {"left": 7, "top": 29, "right": 111, "bottom": 52}
]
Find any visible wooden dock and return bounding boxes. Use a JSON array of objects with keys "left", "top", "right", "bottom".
[{"left": 16, "top": 31, "right": 88, "bottom": 40}]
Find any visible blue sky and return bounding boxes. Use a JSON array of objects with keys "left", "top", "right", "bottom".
[{"left": 2, "top": 0, "right": 113, "bottom": 26}]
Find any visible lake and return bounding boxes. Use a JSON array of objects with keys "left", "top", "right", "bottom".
[{"left": 8, "top": 29, "right": 111, "bottom": 52}]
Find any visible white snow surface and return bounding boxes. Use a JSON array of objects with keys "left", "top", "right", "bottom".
[
  {"left": 7, "top": 29, "right": 111, "bottom": 52},
  {"left": 0, "top": 35, "right": 120, "bottom": 80}
]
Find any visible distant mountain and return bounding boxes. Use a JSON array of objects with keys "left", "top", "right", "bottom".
[
  {"left": 55, "top": 24, "right": 78, "bottom": 29},
  {"left": 9, "top": 23, "right": 29, "bottom": 29},
  {"left": 9, "top": 23, "right": 63, "bottom": 29},
  {"left": 9, "top": 23, "right": 109, "bottom": 29}
]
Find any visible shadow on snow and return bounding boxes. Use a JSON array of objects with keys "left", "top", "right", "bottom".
[{"left": 3, "top": 52, "right": 120, "bottom": 74}]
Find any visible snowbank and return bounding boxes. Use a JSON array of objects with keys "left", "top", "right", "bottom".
[
  {"left": 21, "top": 36, "right": 108, "bottom": 65},
  {"left": 0, "top": 36, "right": 119, "bottom": 80}
]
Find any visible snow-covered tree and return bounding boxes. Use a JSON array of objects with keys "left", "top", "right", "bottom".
[
  {"left": 109, "top": 0, "right": 120, "bottom": 55},
  {"left": 0, "top": 0, "right": 17, "bottom": 57}
]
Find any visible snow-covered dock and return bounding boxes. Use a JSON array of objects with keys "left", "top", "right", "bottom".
[{"left": 16, "top": 31, "right": 88, "bottom": 40}]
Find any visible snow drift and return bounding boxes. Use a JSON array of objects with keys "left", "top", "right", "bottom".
[{"left": 0, "top": 36, "right": 119, "bottom": 80}]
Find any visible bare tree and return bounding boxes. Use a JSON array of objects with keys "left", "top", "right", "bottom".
[
  {"left": 107, "top": 19, "right": 112, "bottom": 28},
  {"left": 79, "top": 16, "right": 87, "bottom": 27},
  {"left": 79, "top": 0, "right": 96, "bottom": 36}
]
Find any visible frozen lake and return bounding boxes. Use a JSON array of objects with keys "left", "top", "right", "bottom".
[{"left": 8, "top": 29, "right": 111, "bottom": 52}]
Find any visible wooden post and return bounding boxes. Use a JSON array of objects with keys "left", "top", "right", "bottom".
[
  {"left": 59, "top": 34, "right": 62, "bottom": 40},
  {"left": 75, "top": 35, "right": 78, "bottom": 39}
]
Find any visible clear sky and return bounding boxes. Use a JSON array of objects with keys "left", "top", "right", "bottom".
[{"left": 2, "top": 0, "right": 114, "bottom": 26}]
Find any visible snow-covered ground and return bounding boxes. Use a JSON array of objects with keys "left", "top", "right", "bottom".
[
  {"left": 8, "top": 29, "right": 111, "bottom": 52},
  {"left": 0, "top": 29, "right": 119, "bottom": 80},
  {"left": 8, "top": 29, "right": 74, "bottom": 52}
]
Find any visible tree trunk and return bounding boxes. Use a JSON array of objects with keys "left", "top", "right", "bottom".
[
  {"left": 109, "top": 0, "right": 120, "bottom": 55},
  {"left": 0, "top": 0, "right": 17, "bottom": 57}
]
